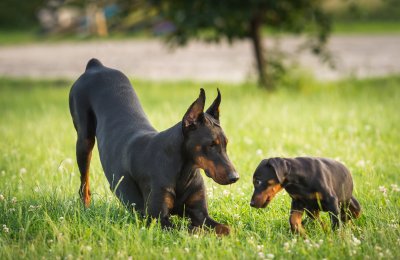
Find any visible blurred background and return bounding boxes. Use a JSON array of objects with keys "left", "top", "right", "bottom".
[{"left": 0, "top": 0, "right": 399, "bottom": 88}]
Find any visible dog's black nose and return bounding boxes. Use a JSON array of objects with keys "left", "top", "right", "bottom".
[
  {"left": 228, "top": 175, "right": 239, "bottom": 184},
  {"left": 228, "top": 172, "right": 239, "bottom": 184},
  {"left": 229, "top": 177, "right": 239, "bottom": 183},
  {"left": 250, "top": 201, "right": 255, "bottom": 207}
]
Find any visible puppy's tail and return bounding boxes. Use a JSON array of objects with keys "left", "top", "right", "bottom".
[
  {"left": 349, "top": 196, "right": 361, "bottom": 219},
  {"left": 86, "top": 58, "right": 103, "bottom": 71}
]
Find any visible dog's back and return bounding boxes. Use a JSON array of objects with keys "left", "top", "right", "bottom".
[{"left": 288, "top": 157, "right": 353, "bottom": 202}]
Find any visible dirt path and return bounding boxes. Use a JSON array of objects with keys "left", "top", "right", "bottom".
[{"left": 0, "top": 35, "right": 399, "bottom": 81}]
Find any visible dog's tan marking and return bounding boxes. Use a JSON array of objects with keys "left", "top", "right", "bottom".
[
  {"left": 186, "top": 189, "right": 205, "bottom": 206},
  {"left": 290, "top": 210, "right": 305, "bottom": 236},
  {"left": 253, "top": 183, "right": 283, "bottom": 207},
  {"left": 82, "top": 150, "right": 92, "bottom": 208},
  {"left": 215, "top": 224, "right": 230, "bottom": 236},
  {"left": 164, "top": 193, "right": 175, "bottom": 210},
  {"left": 194, "top": 145, "right": 202, "bottom": 152}
]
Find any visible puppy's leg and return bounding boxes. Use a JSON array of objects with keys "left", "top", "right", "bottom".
[
  {"left": 326, "top": 196, "right": 341, "bottom": 230},
  {"left": 289, "top": 201, "right": 305, "bottom": 236},
  {"left": 349, "top": 196, "right": 361, "bottom": 219}
]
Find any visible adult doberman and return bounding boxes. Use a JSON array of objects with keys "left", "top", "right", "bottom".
[{"left": 69, "top": 58, "right": 239, "bottom": 235}]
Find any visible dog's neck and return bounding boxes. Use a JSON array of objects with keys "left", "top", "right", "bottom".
[{"left": 158, "top": 122, "right": 200, "bottom": 181}]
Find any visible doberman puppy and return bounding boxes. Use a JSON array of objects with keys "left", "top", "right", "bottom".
[
  {"left": 69, "top": 58, "right": 239, "bottom": 235},
  {"left": 250, "top": 157, "right": 361, "bottom": 235}
]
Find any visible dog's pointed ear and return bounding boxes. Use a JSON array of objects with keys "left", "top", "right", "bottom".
[
  {"left": 182, "top": 88, "right": 206, "bottom": 133},
  {"left": 205, "top": 88, "right": 221, "bottom": 121},
  {"left": 267, "top": 158, "right": 290, "bottom": 184}
]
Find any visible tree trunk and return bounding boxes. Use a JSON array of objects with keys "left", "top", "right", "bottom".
[{"left": 250, "top": 13, "right": 269, "bottom": 89}]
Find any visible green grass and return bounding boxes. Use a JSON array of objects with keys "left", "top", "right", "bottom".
[
  {"left": 333, "top": 21, "right": 400, "bottom": 34},
  {"left": 0, "top": 76, "right": 399, "bottom": 259}
]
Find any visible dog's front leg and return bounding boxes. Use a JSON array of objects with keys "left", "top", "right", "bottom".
[
  {"left": 146, "top": 188, "right": 175, "bottom": 229},
  {"left": 185, "top": 188, "right": 230, "bottom": 236},
  {"left": 289, "top": 201, "right": 306, "bottom": 236}
]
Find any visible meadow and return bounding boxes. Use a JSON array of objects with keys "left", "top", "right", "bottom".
[{"left": 0, "top": 76, "right": 399, "bottom": 259}]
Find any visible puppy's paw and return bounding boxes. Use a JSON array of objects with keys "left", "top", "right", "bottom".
[{"left": 215, "top": 224, "right": 230, "bottom": 236}]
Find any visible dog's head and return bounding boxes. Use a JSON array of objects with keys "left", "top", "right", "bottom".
[
  {"left": 182, "top": 88, "right": 239, "bottom": 185},
  {"left": 250, "top": 158, "right": 289, "bottom": 208}
]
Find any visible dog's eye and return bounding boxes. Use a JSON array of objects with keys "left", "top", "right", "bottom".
[{"left": 254, "top": 180, "right": 262, "bottom": 186}]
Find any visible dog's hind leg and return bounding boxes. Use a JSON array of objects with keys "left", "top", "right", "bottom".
[
  {"left": 76, "top": 134, "right": 95, "bottom": 208},
  {"left": 349, "top": 196, "right": 361, "bottom": 219},
  {"left": 71, "top": 102, "right": 96, "bottom": 208}
]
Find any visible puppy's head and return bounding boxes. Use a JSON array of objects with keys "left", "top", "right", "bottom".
[
  {"left": 250, "top": 158, "right": 289, "bottom": 208},
  {"left": 182, "top": 88, "right": 239, "bottom": 185}
]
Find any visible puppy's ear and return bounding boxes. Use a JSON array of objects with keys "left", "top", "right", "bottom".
[
  {"left": 267, "top": 158, "right": 290, "bottom": 184},
  {"left": 182, "top": 88, "right": 205, "bottom": 133},
  {"left": 205, "top": 88, "right": 221, "bottom": 121}
]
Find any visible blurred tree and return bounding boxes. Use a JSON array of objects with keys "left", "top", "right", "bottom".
[
  {"left": 149, "top": 0, "right": 332, "bottom": 89},
  {"left": 0, "top": 0, "right": 46, "bottom": 29}
]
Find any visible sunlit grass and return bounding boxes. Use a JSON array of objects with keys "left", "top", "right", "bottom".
[{"left": 0, "top": 76, "right": 399, "bottom": 259}]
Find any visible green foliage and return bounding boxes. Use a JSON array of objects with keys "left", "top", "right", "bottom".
[
  {"left": 0, "top": 0, "right": 46, "bottom": 29},
  {"left": 1, "top": 76, "right": 400, "bottom": 259},
  {"left": 151, "top": 0, "right": 330, "bottom": 44},
  {"left": 148, "top": 0, "right": 332, "bottom": 89}
]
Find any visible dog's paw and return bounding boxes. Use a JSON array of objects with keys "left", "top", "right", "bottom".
[{"left": 215, "top": 224, "right": 230, "bottom": 236}]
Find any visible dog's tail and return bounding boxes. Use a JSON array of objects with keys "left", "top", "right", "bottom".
[
  {"left": 86, "top": 58, "right": 103, "bottom": 71},
  {"left": 349, "top": 196, "right": 361, "bottom": 219}
]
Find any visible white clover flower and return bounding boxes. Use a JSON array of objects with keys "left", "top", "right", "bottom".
[
  {"left": 266, "top": 254, "right": 274, "bottom": 259},
  {"left": 356, "top": 160, "right": 366, "bottom": 168},
  {"left": 0, "top": 194, "right": 4, "bottom": 201},
  {"left": 184, "top": 248, "right": 190, "bottom": 253},
  {"left": 3, "top": 224, "right": 9, "bottom": 233},
  {"left": 391, "top": 184, "right": 400, "bottom": 192},
  {"left": 257, "top": 245, "right": 264, "bottom": 251},
  {"left": 59, "top": 217, "right": 64, "bottom": 221},
  {"left": 223, "top": 190, "right": 230, "bottom": 196},
  {"left": 19, "top": 168, "right": 27, "bottom": 175},
  {"left": 352, "top": 236, "right": 361, "bottom": 246},
  {"left": 378, "top": 186, "right": 387, "bottom": 196},
  {"left": 163, "top": 247, "right": 169, "bottom": 253},
  {"left": 283, "top": 242, "right": 290, "bottom": 250},
  {"left": 257, "top": 252, "right": 265, "bottom": 259},
  {"left": 256, "top": 149, "right": 263, "bottom": 156},
  {"left": 65, "top": 158, "right": 73, "bottom": 165},
  {"left": 85, "top": 246, "right": 92, "bottom": 251},
  {"left": 11, "top": 197, "right": 17, "bottom": 204}
]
